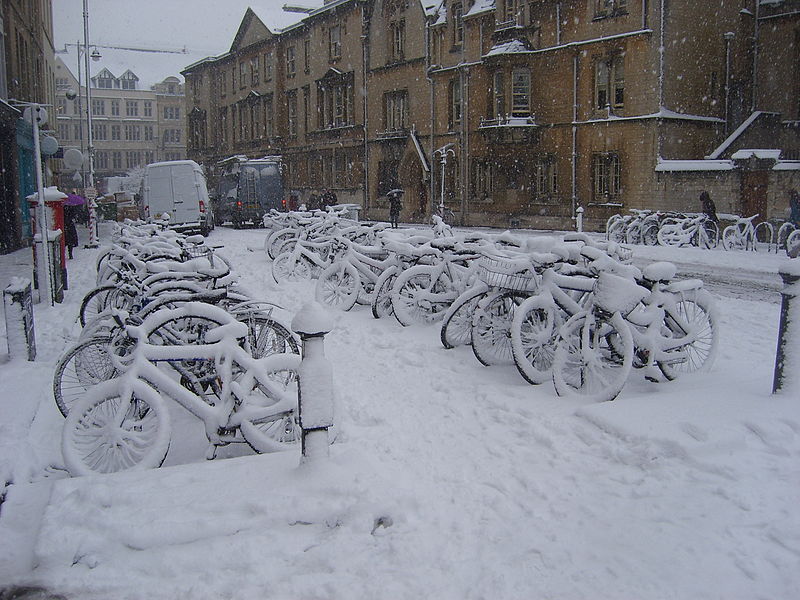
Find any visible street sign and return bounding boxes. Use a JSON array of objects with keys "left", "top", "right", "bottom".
[{"left": 85, "top": 187, "right": 97, "bottom": 200}]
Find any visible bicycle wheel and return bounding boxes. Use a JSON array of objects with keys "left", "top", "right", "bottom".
[
  {"left": 722, "top": 225, "right": 745, "bottom": 250},
  {"left": 625, "top": 223, "right": 643, "bottom": 245},
  {"left": 315, "top": 262, "right": 360, "bottom": 311},
  {"left": 272, "top": 252, "right": 313, "bottom": 283},
  {"left": 471, "top": 291, "right": 526, "bottom": 366},
  {"left": 235, "top": 313, "right": 300, "bottom": 358},
  {"left": 787, "top": 229, "right": 800, "bottom": 257},
  {"left": 266, "top": 229, "right": 298, "bottom": 260},
  {"left": 79, "top": 286, "right": 135, "bottom": 327},
  {"left": 238, "top": 354, "right": 302, "bottom": 454},
  {"left": 605, "top": 214, "right": 622, "bottom": 240},
  {"left": 607, "top": 219, "right": 627, "bottom": 244},
  {"left": 440, "top": 284, "right": 489, "bottom": 349},
  {"left": 777, "top": 222, "right": 796, "bottom": 251},
  {"left": 53, "top": 336, "right": 117, "bottom": 417},
  {"left": 663, "top": 289, "right": 719, "bottom": 374},
  {"left": 62, "top": 379, "right": 171, "bottom": 476},
  {"left": 657, "top": 221, "right": 687, "bottom": 247},
  {"left": 754, "top": 222, "right": 774, "bottom": 252},
  {"left": 510, "top": 294, "right": 559, "bottom": 385},
  {"left": 371, "top": 265, "right": 398, "bottom": 319},
  {"left": 641, "top": 222, "right": 660, "bottom": 246},
  {"left": 391, "top": 266, "right": 451, "bottom": 326},
  {"left": 552, "top": 311, "right": 633, "bottom": 402}
]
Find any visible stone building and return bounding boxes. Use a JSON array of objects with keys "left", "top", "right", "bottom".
[
  {"left": 53, "top": 57, "right": 187, "bottom": 187},
  {"left": 184, "top": 0, "right": 799, "bottom": 230},
  {"left": 1, "top": 0, "right": 57, "bottom": 252}
]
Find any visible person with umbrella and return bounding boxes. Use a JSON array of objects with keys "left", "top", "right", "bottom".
[
  {"left": 388, "top": 189, "right": 403, "bottom": 229},
  {"left": 64, "top": 192, "right": 85, "bottom": 259}
]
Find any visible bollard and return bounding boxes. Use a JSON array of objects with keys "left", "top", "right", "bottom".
[
  {"left": 3, "top": 278, "right": 36, "bottom": 361},
  {"left": 291, "top": 302, "right": 335, "bottom": 463},
  {"left": 772, "top": 259, "right": 800, "bottom": 393},
  {"left": 576, "top": 206, "right": 584, "bottom": 233}
]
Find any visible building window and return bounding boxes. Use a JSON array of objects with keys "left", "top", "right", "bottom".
[
  {"left": 144, "top": 125, "right": 154, "bottom": 141},
  {"left": 111, "top": 125, "right": 121, "bottom": 140},
  {"left": 124, "top": 124, "right": 140, "bottom": 141},
  {"left": 264, "top": 95, "right": 274, "bottom": 137},
  {"left": 126, "top": 151, "right": 141, "bottom": 169},
  {"left": 95, "top": 151, "right": 108, "bottom": 170},
  {"left": 389, "top": 20, "right": 405, "bottom": 62},
  {"left": 493, "top": 71, "right": 505, "bottom": 117},
  {"left": 239, "top": 61, "right": 247, "bottom": 88},
  {"left": 448, "top": 78, "right": 462, "bottom": 129},
  {"left": 286, "top": 46, "right": 296, "bottom": 78},
  {"left": 264, "top": 52, "right": 273, "bottom": 81},
  {"left": 303, "top": 86, "right": 310, "bottom": 134},
  {"left": 92, "top": 123, "right": 107, "bottom": 140},
  {"left": 145, "top": 151, "right": 154, "bottom": 164},
  {"left": 533, "top": 155, "right": 557, "bottom": 200},
  {"left": 163, "top": 106, "right": 180, "bottom": 120},
  {"left": 143, "top": 101, "right": 152, "bottom": 117},
  {"left": 58, "top": 123, "right": 69, "bottom": 140},
  {"left": 329, "top": 26, "right": 341, "bottom": 61},
  {"left": 112, "top": 151, "right": 122, "bottom": 170},
  {"left": 287, "top": 90, "right": 298, "bottom": 137},
  {"left": 592, "top": 152, "right": 622, "bottom": 202},
  {"left": 251, "top": 56, "right": 260, "bottom": 86},
  {"left": 121, "top": 78, "right": 136, "bottom": 90},
  {"left": 384, "top": 90, "right": 408, "bottom": 131},
  {"left": 74, "top": 124, "right": 82, "bottom": 140},
  {"left": 502, "top": 0, "right": 518, "bottom": 23},
  {"left": 511, "top": 68, "right": 531, "bottom": 117},
  {"left": 110, "top": 100, "right": 119, "bottom": 116},
  {"left": 91, "top": 99, "right": 105, "bottom": 115},
  {"left": 472, "top": 160, "right": 495, "bottom": 199},
  {"left": 595, "top": 55, "right": 624, "bottom": 110},
  {"left": 96, "top": 76, "right": 114, "bottom": 89},
  {"left": 453, "top": 2, "right": 464, "bottom": 46},
  {"left": 304, "top": 39, "right": 311, "bottom": 73},
  {"left": 317, "top": 73, "right": 355, "bottom": 129},
  {"left": 125, "top": 100, "right": 138, "bottom": 116},
  {"left": 595, "top": 0, "right": 627, "bottom": 19},
  {"left": 163, "top": 129, "right": 181, "bottom": 144},
  {"left": 57, "top": 98, "right": 67, "bottom": 114}
]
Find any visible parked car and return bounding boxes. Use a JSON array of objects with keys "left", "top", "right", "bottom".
[{"left": 141, "top": 160, "right": 213, "bottom": 235}]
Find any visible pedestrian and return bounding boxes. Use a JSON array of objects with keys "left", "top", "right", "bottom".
[
  {"left": 388, "top": 190, "right": 403, "bottom": 229},
  {"left": 789, "top": 188, "right": 800, "bottom": 227},
  {"left": 322, "top": 188, "right": 337, "bottom": 208},
  {"left": 64, "top": 204, "right": 79, "bottom": 259},
  {"left": 700, "top": 190, "right": 718, "bottom": 223}
]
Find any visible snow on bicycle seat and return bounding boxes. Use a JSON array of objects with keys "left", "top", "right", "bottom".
[{"left": 642, "top": 262, "right": 677, "bottom": 283}]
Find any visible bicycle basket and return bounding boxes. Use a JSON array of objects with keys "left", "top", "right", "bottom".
[
  {"left": 184, "top": 244, "right": 212, "bottom": 260},
  {"left": 478, "top": 255, "right": 538, "bottom": 292},
  {"left": 593, "top": 271, "right": 649, "bottom": 315}
]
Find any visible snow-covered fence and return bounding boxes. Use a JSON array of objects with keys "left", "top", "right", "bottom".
[
  {"left": 772, "top": 259, "right": 800, "bottom": 394},
  {"left": 3, "top": 278, "right": 36, "bottom": 361},
  {"left": 291, "top": 302, "right": 334, "bottom": 464}
]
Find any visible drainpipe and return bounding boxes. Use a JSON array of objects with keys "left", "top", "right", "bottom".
[
  {"left": 462, "top": 65, "right": 468, "bottom": 226},
  {"left": 571, "top": 52, "right": 578, "bottom": 221},
  {"left": 724, "top": 31, "right": 735, "bottom": 135},
  {"left": 657, "top": 0, "right": 666, "bottom": 159},
  {"left": 751, "top": 0, "right": 760, "bottom": 112},
  {"left": 642, "top": 0, "right": 648, "bottom": 29},
  {"left": 361, "top": 4, "right": 369, "bottom": 214},
  {"left": 556, "top": 2, "right": 562, "bottom": 46},
  {"left": 426, "top": 19, "right": 435, "bottom": 222}
]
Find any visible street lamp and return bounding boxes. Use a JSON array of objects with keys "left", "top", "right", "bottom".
[{"left": 433, "top": 143, "right": 455, "bottom": 219}]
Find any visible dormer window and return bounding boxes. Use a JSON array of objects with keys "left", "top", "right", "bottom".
[
  {"left": 94, "top": 68, "right": 115, "bottom": 89},
  {"left": 119, "top": 70, "right": 139, "bottom": 91}
]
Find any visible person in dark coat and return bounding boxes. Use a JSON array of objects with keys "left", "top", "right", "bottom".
[
  {"left": 700, "top": 190, "right": 718, "bottom": 223},
  {"left": 789, "top": 189, "right": 800, "bottom": 227},
  {"left": 321, "top": 188, "right": 337, "bottom": 208},
  {"left": 64, "top": 204, "right": 79, "bottom": 259},
  {"left": 388, "top": 190, "right": 403, "bottom": 228}
]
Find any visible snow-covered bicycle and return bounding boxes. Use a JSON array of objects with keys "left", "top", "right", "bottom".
[{"left": 62, "top": 303, "right": 301, "bottom": 477}]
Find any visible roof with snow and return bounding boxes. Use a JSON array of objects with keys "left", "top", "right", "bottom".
[{"left": 485, "top": 39, "right": 532, "bottom": 56}]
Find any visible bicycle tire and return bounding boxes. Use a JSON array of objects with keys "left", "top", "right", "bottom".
[
  {"left": 391, "top": 266, "right": 450, "bottom": 327},
  {"left": 53, "top": 336, "right": 117, "bottom": 417},
  {"left": 471, "top": 291, "right": 526, "bottom": 366},
  {"left": 663, "top": 288, "right": 719, "bottom": 374},
  {"left": 552, "top": 311, "right": 633, "bottom": 402},
  {"left": 272, "top": 252, "right": 313, "bottom": 283},
  {"left": 440, "top": 284, "right": 489, "bottom": 349},
  {"left": 607, "top": 219, "right": 627, "bottom": 244},
  {"left": 371, "top": 266, "right": 398, "bottom": 319},
  {"left": 62, "top": 379, "right": 171, "bottom": 476},
  {"left": 777, "top": 222, "right": 796, "bottom": 251},
  {"left": 641, "top": 223, "right": 659, "bottom": 246},
  {"left": 315, "top": 262, "right": 360, "bottom": 311},
  {"left": 510, "top": 294, "right": 559, "bottom": 385},
  {"left": 234, "top": 313, "right": 300, "bottom": 358},
  {"left": 721, "top": 225, "right": 744, "bottom": 251},
  {"left": 238, "top": 354, "right": 302, "bottom": 454}
]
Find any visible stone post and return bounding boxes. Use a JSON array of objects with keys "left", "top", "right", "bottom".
[
  {"left": 291, "top": 302, "right": 334, "bottom": 463},
  {"left": 772, "top": 259, "right": 800, "bottom": 393},
  {"left": 3, "top": 278, "right": 36, "bottom": 361},
  {"left": 576, "top": 206, "right": 584, "bottom": 233}
]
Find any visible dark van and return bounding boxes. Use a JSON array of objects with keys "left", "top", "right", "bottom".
[{"left": 215, "top": 157, "right": 285, "bottom": 228}]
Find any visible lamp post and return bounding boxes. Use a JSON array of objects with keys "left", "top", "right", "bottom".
[
  {"left": 83, "top": 0, "right": 100, "bottom": 247},
  {"left": 433, "top": 143, "right": 455, "bottom": 218}
]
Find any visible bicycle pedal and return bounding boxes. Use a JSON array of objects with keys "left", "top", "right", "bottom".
[{"left": 205, "top": 445, "right": 219, "bottom": 460}]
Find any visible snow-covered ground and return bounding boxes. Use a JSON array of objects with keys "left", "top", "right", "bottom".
[{"left": 1, "top": 223, "right": 798, "bottom": 599}]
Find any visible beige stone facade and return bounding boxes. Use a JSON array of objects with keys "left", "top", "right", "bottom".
[
  {"left": 54, "top": 57, "right": 187, "bottom": 186},
  {"left": 184, "top": 0, "right": 799, "bottom": 230}
]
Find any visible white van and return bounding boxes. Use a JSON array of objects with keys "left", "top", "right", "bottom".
[{"left": 141, "top": 160, "right": 213, "bottom": 235}]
